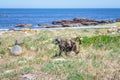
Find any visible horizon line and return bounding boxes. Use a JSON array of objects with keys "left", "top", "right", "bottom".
[{"left": 0, "top": 7, "right": 120, "bottom": 9}]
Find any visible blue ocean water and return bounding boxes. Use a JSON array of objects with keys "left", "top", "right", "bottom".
[{"left": 0, "top": 8, "right": 120, "bottom": 29}]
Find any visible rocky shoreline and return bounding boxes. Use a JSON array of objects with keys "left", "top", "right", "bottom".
[{"left": 15, "top": 18, "right": 120, "bottom": 28}]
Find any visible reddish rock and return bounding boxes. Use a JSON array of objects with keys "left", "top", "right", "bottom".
[
  {"left": 51, "top": 18, "right": 115, "bottom": 27},
  {"left": 61, "top": 20, "right": 71, "bottom": 24},
  {"left": 81, "top": 22, "right": 98, "bottom": 26},
  {"left": 15, "top": 24, "right": 26, "bottom": 27},
  {"left": 73, "top": 18, "right": 96, "bottom": 23}
]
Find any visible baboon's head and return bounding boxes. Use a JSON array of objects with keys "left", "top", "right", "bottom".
[
  {"left": 55, "top": 38, "right": 62, "bottom": 45},
  {"left": 73, "top": 37, "right": 82, "bottom": 45}
]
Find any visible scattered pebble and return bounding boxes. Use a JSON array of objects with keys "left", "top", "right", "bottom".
[
  {"left": 53, "top": 58, "right": 66, "bottom": 62},
  {"left": 20, "top": 73, "right": 36, "bottom": 80},
  {"left": 4, "top": 70, "right": 14, "bottom": 74}
]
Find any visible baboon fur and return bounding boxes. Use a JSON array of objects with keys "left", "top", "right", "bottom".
[{"left": 55, "top": 38, "right": 79, "bottom": 56}]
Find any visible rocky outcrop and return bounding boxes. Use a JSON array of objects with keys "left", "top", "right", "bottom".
[
  {"left": 51, "top": 18, "right": 114, "bottom": 27},
  {"left": 73, "top": 18, "right": 96, "bottom": 23},
  {"left": 116, "top": 18, "right": 120, "bottom": 22},
  {"left": 14, "top": 18, "right": 117, "bottom": 28},
  {"left": 97, "top": 20, "right": 114, "bottom": 24}
]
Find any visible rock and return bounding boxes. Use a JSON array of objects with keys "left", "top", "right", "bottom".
[
  {"left": 52, "top": 20, "right": 72, "bottom": 25},
  {"left": 38, "top": 23, "right": 48, "bottom": 27},
  {"left": 30, "top": 47, "right": 37, "bottom": 51},
  {"left": 9, "top": 29, "right": 15, "bottom": 32},
  {"left": 81, "top": 22, "right": 98, "bottom": 26},
  {"left": 62, "top": 23, "right": 82, "bottom": 27},
  {"left": 52, "top": 21, "right": 62, "bottom": 25},
  {"left": 23, "top": 28, "right": 31, "bottom": 32},
  {"left": 62, "top": 24, "right": 70, "bottom": 27},
  {"left": 116, "top": 18, "right": 120, "bottom": 22},
  {"left": 51, "top": 18, "right": 115, "bottom": 28},
  {"left": 20, "top": 73, "right": 36, "bottom": 80},
  {"left": 97, "top": 20, "right": 113, "bottom": 24},
  {"left": 15, "top": 24, "right": 26, "bottom": 27},
  {"left": 46, "top": 26, "right": 63, "bottom": 28},
  {"left": 11, "top": 45, "right": 22, "bottom": 56},
  {"left": 61, "top": 20, "right": 71, "bottom": 24},
  {"left": 26, "top": 24, "right": 33, "bottom": 27},
  {"left": 15, "top": 40, "right": 24, "bottom": 45},
  {"left": 108, "top": 20, "right": 114, "bottom": 23},
  {"left": 107, "top": 28, "right": 116, "bottom": 33},
  {"left": 117, "top": 27, "right": 120, "bottom": 32},
  {"left": 73, "top": 18, "right": 96, "bottom": 23}
]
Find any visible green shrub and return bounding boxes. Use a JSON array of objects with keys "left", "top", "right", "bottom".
[
  {"left": 67, "top": 72, "right": 84, "bottom": 80},
  {"left": 0, "top": 49, "right": 6, "bottom": 54},
  {"left": 20, "top": 66, "right": 34, "bottom": 73},
  {"left": 82, "top": 35, "right": 120, "bottom": 49},
  {"left": 41, "top": 60, "right": 82, "bottom": 74},
  {"left": 67, "top": 72, "right": 95, "bottom": 80}
]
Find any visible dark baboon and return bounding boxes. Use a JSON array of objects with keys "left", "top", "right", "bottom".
[{"left": 55, "top": 38, "right": 79, "bottom": 56}]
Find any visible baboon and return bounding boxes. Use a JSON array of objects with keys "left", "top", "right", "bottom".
[{"left": 55, "top": 38, "right": 79, "bottom": 56}]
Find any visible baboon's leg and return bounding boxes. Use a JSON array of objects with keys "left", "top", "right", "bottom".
[
  {"left": 74, "top": 50, "right": 79, "bottom": 54},
  {"left": 72, "top": 44, "right": 79, "bottom": 54},
  {"left": 59, "top": 50, "right": 62, "bottom": 56},
  {"left": 72, "top": 43, "right": 76, "bottom": 51},
  {"left": 65, "top": 52, "right": 68, "bottom": 56}
]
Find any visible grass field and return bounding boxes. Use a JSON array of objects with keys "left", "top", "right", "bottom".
[{"left": 0, "top": 24, "right": 120, "bottom": 80}]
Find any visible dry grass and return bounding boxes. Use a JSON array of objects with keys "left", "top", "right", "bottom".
[{"left": 0, "top": 26, "right": 120, "bottom": 80}]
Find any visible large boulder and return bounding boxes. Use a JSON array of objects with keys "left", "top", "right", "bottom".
[
  {"left": 11, "top": 45, "right": 22, "bottom": 56},
  {"left": 116, "top": 18, "right": 120, "bottom": 22}
]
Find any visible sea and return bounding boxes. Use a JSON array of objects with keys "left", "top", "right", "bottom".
[{"left": 0, "top": 8, "right": 120, "bottom": 29}]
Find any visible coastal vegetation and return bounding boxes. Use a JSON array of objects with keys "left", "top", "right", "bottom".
[{"left": 0, "top": 23, "right": 120, "bottom": 80}]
